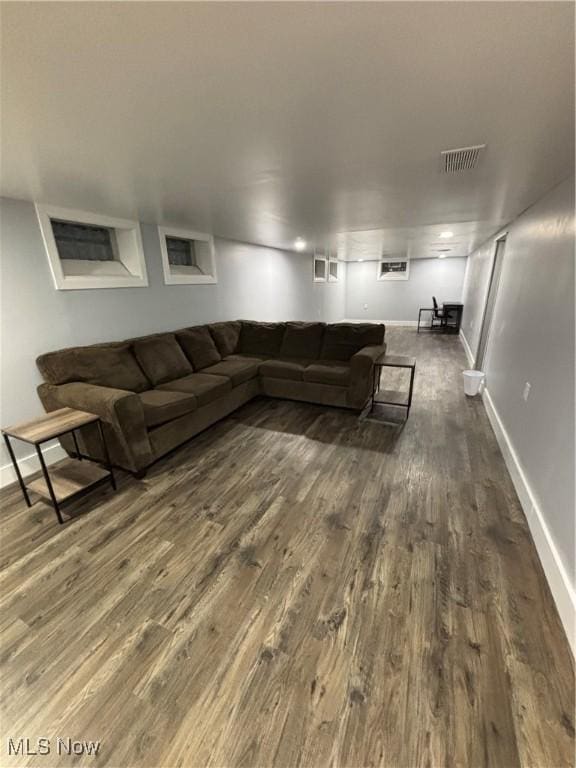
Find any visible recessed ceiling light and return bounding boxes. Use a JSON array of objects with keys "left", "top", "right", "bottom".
[
  {"left": 439, "top": 231, "right": 454, "bottom": 239},
  {"left": 358, "top": 259, "right": 364, "bottom": 262},
  {"left": 438, "top": 254, "right": 447, "bottom": 259},
  {"left": 294, "top": 237, "right": 306, "bottom": 251}
]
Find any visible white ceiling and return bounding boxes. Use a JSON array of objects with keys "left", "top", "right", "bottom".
[
  {"left": 335, "top": 221, "right": 498, "bottom": 262},
  {"left": 1, "top": 2, "right": 573, "bottom": 260}
]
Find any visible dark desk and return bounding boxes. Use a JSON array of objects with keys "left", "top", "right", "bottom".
[{"left": 442, "top": 302, "right": 464, "bottom": 333}]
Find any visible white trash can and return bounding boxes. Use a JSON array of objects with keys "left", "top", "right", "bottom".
[{"left": 463, "top": 370, "right": 485, "bottom": 396}]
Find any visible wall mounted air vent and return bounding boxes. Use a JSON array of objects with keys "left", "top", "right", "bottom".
[{"left": 441, "top": 144, "right": 486, "bottom": 173}]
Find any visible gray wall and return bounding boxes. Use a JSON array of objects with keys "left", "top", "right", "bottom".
[
  {"left": 345, "top": 257, "right": 467, "bottom": 321},
  {"left": 461, "top": 176, "right": 575, "bottom": 588},
  {"left": 0, "top": 197, "right": 346, "bottom": 462}
]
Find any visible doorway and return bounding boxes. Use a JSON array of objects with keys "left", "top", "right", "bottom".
[{"left": 475, "top": 235, "right": 506, "bottom": 371}]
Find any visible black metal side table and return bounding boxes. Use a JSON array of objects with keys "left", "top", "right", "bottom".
[
  {"left": 417, "top": 307, "right": 437, "bottom": 332},
  {"left": 370, "top": 354, "right": 417, "bottom": 420},
  {"left": 2, "top": 407, "right": 116, "bottom": 525}
]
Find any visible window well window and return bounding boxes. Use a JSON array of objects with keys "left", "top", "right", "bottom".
[
  {"left": 377, "top": 258, "right": 410, "bottom": 281},
  {"left": 165, "top": 237, "right": 203, "bottom": 275},
  {"left": 159, "top": 227, "right": 217, "bottom": 285},
  {"left": 166, "top": 237, "right": 199, "bottom": 269},
  {"left": 51, "top": 221, "right": 116, "bottom": 262},
  {"left": 313, "top": 251, "right": 327, "bottom": 282},
  {"left": 36, "top": 204, "right": 148, "bottom": 290}
]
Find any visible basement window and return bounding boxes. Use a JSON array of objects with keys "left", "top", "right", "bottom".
[
  {"left": 328, "top": 260, "right": 339, "bottom": 282},
  {"left": 36, "top": 204, "right": 148, "bottom": 290},
  {"left": 159, "top": 227, "right": 217, "bottom": 285},
  {"left": 377, "top": 258, "right": 410, "bottom": 281},
  {"left": 52, "top": 221, "right": 116, "bottom": 263},
  {"left": 313, "top": 252, "right": 327, "bottom": 282}
]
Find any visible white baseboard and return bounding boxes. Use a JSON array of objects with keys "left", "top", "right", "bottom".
[
  {"left": 459, "top": 330, "right": 475, "bottom": 367},
  {"left": 0, "top": 442, "right": 67, "bottom": 489},
  {"left": 482, "top": 387, "right": 575, "bottom": 654},
  {"left": 343, "top": 318, "right": 418, "bottom": 327}
]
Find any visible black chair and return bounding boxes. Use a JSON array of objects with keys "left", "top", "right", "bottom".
[
  {"left": 417, "top": 298, "right": 457, "bottom": 333},
  {"left": 417, "top": 297, "right": 455, "bottom": 332},
  {"left": 434, "top": 296, "right": 460, "bottom": 331},
  {"left": 417, "top": 299, "right": 443, "bottom": 332},
  {"left": 431, "top": 296, "right": 447, "bottom": 330}
]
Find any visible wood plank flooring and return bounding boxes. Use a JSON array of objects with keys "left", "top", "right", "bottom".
[{"left": 0, "top": 328, "right": 573, "bottom": 767}]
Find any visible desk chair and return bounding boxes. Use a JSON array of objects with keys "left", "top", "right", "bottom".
[
  {"left": 417, "top": 298, "right": 446, "bottom": 332},
  {"left": 417, "top": 298, "right": 456, "bottom": 332},
  {"left": 432, "top": 296, "right": 449, "bottom": 330}
]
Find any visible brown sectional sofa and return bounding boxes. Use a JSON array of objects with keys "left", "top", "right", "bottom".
[{"left": 36, "top": 321, "right": 385, "bottom": 475}]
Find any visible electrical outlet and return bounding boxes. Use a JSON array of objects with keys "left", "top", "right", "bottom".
[{"left": 522, "top": 382, "right": 531, "bottom": 402}]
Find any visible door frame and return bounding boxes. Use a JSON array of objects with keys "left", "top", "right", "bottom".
[{"left": 474, "top": 231, "right": 508, "bottom": 371}]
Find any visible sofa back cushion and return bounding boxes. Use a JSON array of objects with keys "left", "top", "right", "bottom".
[
  {"left": 320, "top": 323, "right": 385, "bottom": 361},
  {"left": 133, "top": 334, "right": 193, "bottom": 386},
  {"left": 177, "top": 326, "right": 221, "bottom": 370},
  {"left": 238, "top": 321, "right": 285, "bottom": 357},
  {"left": 209, "top": 321, "right": 241, "bottom": 357},
  {"left": 36, "top": 343, "right": 150, "bottom": 392},
  {"left": 280, "top": 322, "right": 325, "bottom": 359}
]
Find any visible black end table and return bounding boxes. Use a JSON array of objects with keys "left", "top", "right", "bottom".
[{"left": 370, "top": 354, "right": 417, "bottom": 420}]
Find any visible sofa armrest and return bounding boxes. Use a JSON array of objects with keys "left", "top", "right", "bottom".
[
  {"left": 37, "top": 382, "right": 152, "bottom": 472},
  {"left": 348, "top": 344, "right": 387, "bottom": 409},
  {"left": 43, "top": 382, "right": 139, "bottom": 421}
]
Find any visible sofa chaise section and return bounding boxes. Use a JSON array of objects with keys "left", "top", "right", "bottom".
[{"left": 36, "top": 320, "right": 385, "bottom": 474}]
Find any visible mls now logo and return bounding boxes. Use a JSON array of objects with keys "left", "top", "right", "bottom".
[
  {"left": 7, "top": 737, "right": 101, "bottom": 756},
  {"left": 7, "top": 739, "right": 50, "bottom": 756}
]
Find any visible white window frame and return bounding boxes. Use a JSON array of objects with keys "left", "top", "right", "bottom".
[
  {"left": 313, "top": 252, "right": 327, "bottom": 282},
  {"left": 35, "top": 204, "right": 148, "bottom": 290},
  {"left": 377, "top": 257, "right": 410, "bottom": 281},
  {"left": 158, "top": 226, "right": 217, "bottom": 285},
  {"left": 328, "top": 258, "right": 340, "bottom": 282}
]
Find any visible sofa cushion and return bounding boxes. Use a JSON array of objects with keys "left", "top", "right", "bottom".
[
  {"left": 177, "top": 327, "right": 221, "bottom": 370},
  {"left": 280, "top": 322, "right": 325, "bottom": 359},
  {"left": 138, "top": 390, "right": 198, "bottom": 428},
  {"left": 225, "top": 353, "right": 269, "bottom": 362},
  {"left": 36, "top": 343, "right": 150, "bottom": 393},
  {"left": 320, "top": 323, "right": 385, "bottom": 361},
  {"left": 133, "top": 334, "right": 194, "bottom": 386},
  {"left": 259, "top": 358, "right": 309, "bottom": 381},
  {"left": 238, "top": 321, "right": 285, "bottom": 357},
  {"left": 201, "top": 358, "right": 261, "bottom": 386},
  {"left": 304, "top": 361, "right": 351, "bottom": 387},
  {"left": 209, "top": 321, "right": 242, "bottom": 357},
  {"left": 157, "top": 372, "right": 232, "bottom": 406}
]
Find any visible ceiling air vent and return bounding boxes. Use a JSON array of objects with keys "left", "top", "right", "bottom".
[{"left": 441, "top": 144, "right": 486, "bottom": 173}]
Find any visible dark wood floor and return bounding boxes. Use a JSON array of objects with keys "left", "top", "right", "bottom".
[{"left": 0, "top": 328, "right": 573, "bottom": 767}]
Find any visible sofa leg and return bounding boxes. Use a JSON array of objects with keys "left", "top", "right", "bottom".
[{"left": 133, "top": 469, "right": 147, "bottom": 480}]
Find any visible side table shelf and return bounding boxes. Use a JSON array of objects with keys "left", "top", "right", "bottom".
[
  {"left": 2, "top": 407, "right": 116, "bottom": 525},
  {"left": 27, "top": 460, "right": 111, "bottom": 504},
  {"left": 373, "top": 389, "right": 411, "bottom": 407}
]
